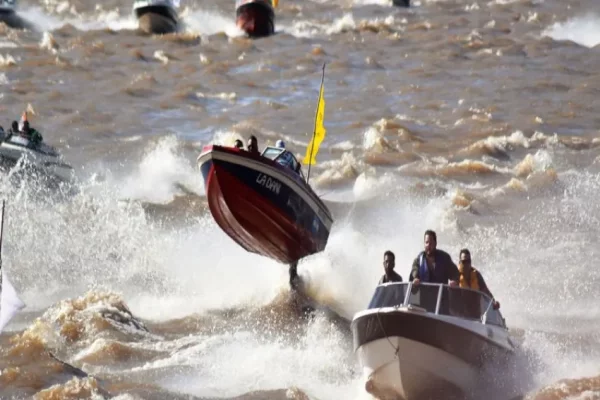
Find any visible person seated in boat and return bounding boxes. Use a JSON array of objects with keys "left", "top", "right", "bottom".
[
  {"left": 378, "top": 250, "right": 403, "bottom": 284},
  {"left": 409, "top": 230, "right": 459, "bottom": 287},
  {"left": 234, "top": 139, "right": 244, "bottom": 149},
  {"left": 274, "top": 140, "right": 292, "bottom": 166},
  {"left": 247, "top": 135, "right": 259, "bottom": 155},
  {"left": 3, "top": 121, "right": 19, "bottom": 141},
  {"left": 274, "top": 140, "right": 302, "bottom": 175},
  {"left": 21, "top": 121, "right": 43, "bottom": 147},
  {"left": 458, "top": 249, "right": 500, "bottom": 310}
]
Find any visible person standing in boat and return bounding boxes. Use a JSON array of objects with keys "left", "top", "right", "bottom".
[
  {"left": 21, "top": 121, "right": 43, "bottom": 148},
  {"left": 458, "top": 249, "right": 500, "bottom": 309},
  {"left": 409, "top": 230, "right": 459, "bottom": 286},
  {"left": 379, "top": 250, "right": 403, "bottom": 284},
  {"left": 274, "top": 140, "right": 292, "bottom": 167},
  {"left": 247, "top": 135, "right": 259, "bottom": 155},
  {"left": 2, "top": 121, "right": 18, "bottom": 142},
  {"left": 273, "top": 140, "right": 303, "bottom": 176}
]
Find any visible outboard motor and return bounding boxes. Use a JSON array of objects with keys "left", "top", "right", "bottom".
[{"left": 235, "top": 0, "right": 275, "bottom": 38}]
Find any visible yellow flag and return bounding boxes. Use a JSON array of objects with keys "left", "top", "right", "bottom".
[
  {"left": 272, "top": 0, "right": 279, "bottom": 7},
  {"left": 303, "top": 65, "right": 326, "bottom": 166}
]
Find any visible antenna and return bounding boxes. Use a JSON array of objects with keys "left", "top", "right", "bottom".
[{"left": 0, "top": 199, "right": 5, "bottom": 269}]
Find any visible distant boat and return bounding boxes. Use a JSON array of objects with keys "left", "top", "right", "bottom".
[
  {"left": 0, "top": 133, "right": 74, "bottom": 184},
  {"left": 197, "top": 145, "right": 333, "bottom": 265},
  {"left": 235, "top": 0, "right": 275, "bottom": 38},
  {"left": 0, "top": 0, "right": 34, "bottom": 30},
  {"left": 133, "top": 0, "right": 180, "bottom": 35}
]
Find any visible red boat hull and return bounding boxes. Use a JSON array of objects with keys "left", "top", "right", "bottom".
[{"left": 198, "top": 145, "right": 332, "bottom": 265}]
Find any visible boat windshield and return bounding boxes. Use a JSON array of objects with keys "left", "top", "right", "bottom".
[
  {"left": 260, "top": 146, "right": 304, "bottom": 178},
  {"left": 368, "top": 283, "right": 409, "bottom": 309},
  {"left": 7, "top": 136, "right": 30, "bottom": 146},
  {"left": 367, "top": 282, "right": 506, "bottom": 328},
  {"left": 261, "top": 146, "right": 285, "bottom": 161}
]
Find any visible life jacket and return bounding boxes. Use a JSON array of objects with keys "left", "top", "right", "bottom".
[
  {"left": 458, "top": 264, "right": 479, "bottom": 291},
  {"left": 418, "top": 252, "right": 430, "bottom": 282}
]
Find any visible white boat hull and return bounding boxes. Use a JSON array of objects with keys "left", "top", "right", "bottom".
[
  {"left": 351, "top": 283, "right": 516, "bottom": 400},
  {"left": 358, "top": 336, "right": 476, "bottom": 400}
]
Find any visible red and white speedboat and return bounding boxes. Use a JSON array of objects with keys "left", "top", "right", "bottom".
[
  {"left": 235, "top": 0, "right": 275, "bottom": 38},
  {"left": 197, "top": 144, "right": 333, "bottom": 265}
]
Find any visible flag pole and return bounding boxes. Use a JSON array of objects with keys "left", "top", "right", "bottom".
[
  {"left": 306, "top": 62, "right": 326, "bottom": 185},
  {"left": 0, "top": 199, "right": 5, "bottom": 316},
  {"left": 0, "top": 199, "right": 5, "bottom": 271}
]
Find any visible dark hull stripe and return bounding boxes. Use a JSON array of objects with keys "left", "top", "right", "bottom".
[{"left": 352, "top": 310, "right": 513, "bottom": 367}]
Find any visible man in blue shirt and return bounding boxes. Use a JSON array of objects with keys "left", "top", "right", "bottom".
[{"left": 410, "top": 230, "right": 459, "bottom": 287}]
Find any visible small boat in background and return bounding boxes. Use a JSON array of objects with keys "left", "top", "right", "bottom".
[
  {"left": 133, "top": 0, "right": 180, "bottom": 35},
  {"left": 0, "top": 132, "right": 74, "bottom": 184},
  {"left": 352, "top": 282, "right": 515, "bottom": 400},
  {"left": 235, "top": 0, "right": 276, "bottom": 38},
  {"left": 0, "top": 0, "right": 34, "bottom": 30},
  {"left": 197, "top": 144, "right": 333, "bottom": 265}
]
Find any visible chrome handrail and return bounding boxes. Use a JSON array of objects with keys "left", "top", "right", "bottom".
[
  {"left": 481, "top": 298, "right": 494, "bottom": 325},
  {"left": 376, "top": 281, "right": 505, "bottom": 327}
]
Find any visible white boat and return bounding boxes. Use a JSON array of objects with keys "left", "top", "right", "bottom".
[
  {"left": 0, "top": 0, "right": 32, "bottom": 30},
  {"left": 133, "top": 0, "right": 179, "bottom": 34},
  {"left": 0, "top": 134, "right": 74, "bottom": 183},
  {"left": 351, "top": 282, "right": 515, "bottom": 400}
]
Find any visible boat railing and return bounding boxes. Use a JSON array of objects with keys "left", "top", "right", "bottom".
[{"left": 367, "top": 282, "right": 507, "bottom": 328}]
